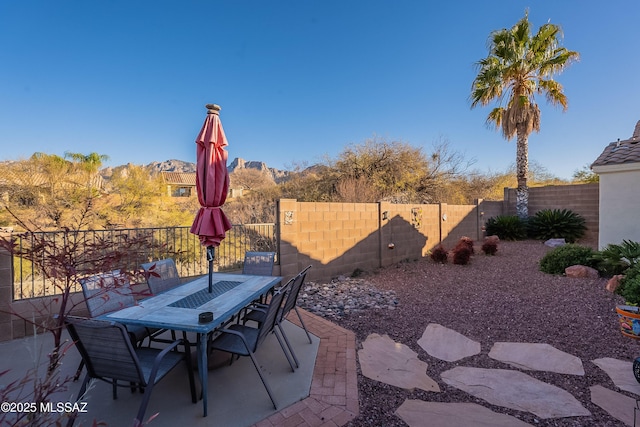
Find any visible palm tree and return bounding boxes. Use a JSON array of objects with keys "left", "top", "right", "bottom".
[{"left": 471, "top": 12, "right": 579, "bottom": 218}]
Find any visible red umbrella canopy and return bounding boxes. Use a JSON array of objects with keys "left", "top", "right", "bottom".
[{"left": 190, "top": 104, "right": 232, "bottom": 247}]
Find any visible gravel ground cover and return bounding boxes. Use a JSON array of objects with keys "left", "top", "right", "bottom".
[{"left": 299, "top": 240, "right": 640, "bottom": 426}]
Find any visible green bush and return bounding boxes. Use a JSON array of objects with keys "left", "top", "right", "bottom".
[
  {"left": 485, "top": 215, "right": 528, "bottom": 241},
  {"left": 528, "top": 209, "right": 586, "bottom": 243},
  {"left": 539, "top": 244, "right": 597, "bottom": 275},
  {"left": 616, "top": 263, "right": 640, "bottom": 305},
  {"left": 592, "top": 240, "right": 640, "bottom": 277}
]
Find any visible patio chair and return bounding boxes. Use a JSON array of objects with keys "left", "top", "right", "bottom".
[
  {"left": 141, "top": 259, "right": 195, "bottom": 345},
  {"left": 64, "top": 316, "right": 196, "bottom": 427},
  {"left": 208, "top": 287, "right": 292, "bottom": 409},
  {"left": 74, "top": 271, "right": 161, "bottom": 380},
  {"left": 242, "top": 251, "right": 276, "bottom": 276},
  {"left": 141, "top": 259, "right": 181, "bottom": 295},
  {"left": 243, "top": 265, "right": 313, "bottom": 368}
]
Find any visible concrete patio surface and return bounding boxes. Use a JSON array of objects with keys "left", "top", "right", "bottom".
[{"left": 0, "top": 309, "right": 359, "bottom": 427}]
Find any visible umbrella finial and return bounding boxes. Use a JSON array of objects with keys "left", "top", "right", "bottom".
[{"left": 205, "top": 104, "right": 221, "bottom": 115}]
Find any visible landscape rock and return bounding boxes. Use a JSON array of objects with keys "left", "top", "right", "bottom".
[
  {"left": 565, "top": 265, "right": 599, "bottom": 279},
  {"left": 606, "top": 274, "right": 624, "bottom": 293},
  {"left": 590, "top": 385, "right": 636, "bottom": 427},
  {"left": 544, "top": 238, "right": 566, "bottom": 247},
  {"left": 358, "top": 333, "right": 440, "bottom": 392},
  {"left": 488, "top": 342, "right": 584, "bottom": 375},
  {"left": 418, "top": 323, "right": 481, "bottom": 362},
  {"left": 297, "top": 277, "right": 399, "bottom": 319},
  {"left": 592, "top": 357, "right": 640, "bottom": 395},
  {"left": 441, "top": 367, "right": 591, "bottom": 419},
  {"left": 395, "top": 399, "right": 533, "bottom": 427}
]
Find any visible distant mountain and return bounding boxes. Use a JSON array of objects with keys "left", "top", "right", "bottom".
[
  {"left": 103, "top": 158, "right": 290, "bottom": 184},
  {"left": 147, "top": 159, "right": 197, "bottom": 174},
  {"left": 227, "top": 158, "right": 290, "bottom": 183}
]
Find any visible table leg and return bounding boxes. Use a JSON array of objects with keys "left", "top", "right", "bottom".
[{"left": 197, "top": 332, "right": 208, "bottom": 416}]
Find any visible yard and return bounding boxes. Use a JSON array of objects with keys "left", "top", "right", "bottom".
[{"left": 304, "top": 240, "right": 638, "bottom": 426}]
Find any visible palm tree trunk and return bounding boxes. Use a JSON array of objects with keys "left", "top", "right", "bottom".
[{"left": 515, "top": 127, "right": 529, "bottom": 219}]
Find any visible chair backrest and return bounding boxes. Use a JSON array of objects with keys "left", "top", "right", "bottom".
[
  {"left": 79, "top": 271, "right": 135, "bottom": 317},
  {"left": 65, "top": 316, "right": 144, "bottom": 384},
  {"left": 255, "top": 288, "right": 286, "bottom": 350},
  {"left": 280, "top": 265, "right": 312, "bottom": 321},
  {"left": 242, "top": 252, "right": 275, "bottom": 276},
  {"left": 141, "top": 259, "right": 181, "bottom": 295}
]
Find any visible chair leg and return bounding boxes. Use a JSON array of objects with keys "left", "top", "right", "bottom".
[
  {"left": 66, "top": 375, "right": 91, "bottom": 427},
  {"left": 275, "top": 324, "right": 299, "bottom": 369},
  {"left": 246, "top": 350, "right": 278, "bottom": 409},
  {"left": 73, "top": 360, "right": 84, "bottom": 381},
  {"left": 183, "top": 340, "right": 197, "bottom": 404},
  {"left": 294, "top": 307, "right": 313, "bottom": 344},
  {"left": 135, "top": 381, "right": 155, "bottom": 425}
]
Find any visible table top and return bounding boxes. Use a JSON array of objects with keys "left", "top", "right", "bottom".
[{"left": 102, "top": 272, "right": 282, "bottom": 333}]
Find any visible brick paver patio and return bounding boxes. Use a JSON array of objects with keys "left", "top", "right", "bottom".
[{"left": 254, "top": 309, "right": 359, "bottom": 427}]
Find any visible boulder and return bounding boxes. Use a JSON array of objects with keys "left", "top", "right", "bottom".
[
  {"left": 606, "top": 275, "right": 624, "bottom": 293},
  {"left": 545, "top": 238, "right": 566, "bottom": 247},
  {"left": 565, "top": 265, "right": 599, "bottom": 279}
]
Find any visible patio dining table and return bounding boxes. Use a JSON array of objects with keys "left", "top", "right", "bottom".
[{"left": 100, "top": 272, "right": 282, "bottom": 417}]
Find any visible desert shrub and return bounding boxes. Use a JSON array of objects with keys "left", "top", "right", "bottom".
[
  {"left": 481, "top": 240, "right": 498, "bottom": 255},
  {"left": 485, "top": 215, "right": 528, "bottom": 241},
  {"left": 455, "top": 236, "right": 474, "bottom": 254},
  {"left": 539, "top": 244, "right": 597, "bottom": 275},
  {"left": 452, "top": 246, "right": 472, "bottom": 265},
  {"left": 430, "top": 245, "right": 448, "bottom": 264},
  {"left": 616, "top": 263, "right": 640, "bottom": 305},
  {"left": 528, "top": 209, "right": 586, "bottom": 243},
  {"left": 592, "top": 240, "right": 640, "bottom": 277}
]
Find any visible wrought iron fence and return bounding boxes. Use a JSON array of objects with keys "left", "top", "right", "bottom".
[{"left": 10, "top": 224, "right": 276, "bottom": 300}]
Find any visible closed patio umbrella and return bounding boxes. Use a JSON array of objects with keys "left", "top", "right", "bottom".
[{"left": 190, "top": 104, "right": 232, "bottom": 292}]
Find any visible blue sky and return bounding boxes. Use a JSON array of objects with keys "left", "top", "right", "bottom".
[{"left": 1, "top": 1, "right": 639, "bottom": 180}]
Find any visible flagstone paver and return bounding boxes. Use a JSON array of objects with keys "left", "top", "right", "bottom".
[
  {"left": 441, "top": 366, "right": 591, "bottom": 419},
  {"left": 417, "top": 323, "right": 481, "bottom": 362},
  {"left": 593, "top": 357, "right": 640, "bottom": 395},
  {"left": 358, "top": 333, "right": 440, "bottom": 392},
  {"left": 395, "top": 399, "right": 534, "bottom": 427},
  {"left": 590, "top": 385, "right": 636, "bottom": 427},
  {"left": 488, "top": 342, "right": 585, "bottom": 375}
]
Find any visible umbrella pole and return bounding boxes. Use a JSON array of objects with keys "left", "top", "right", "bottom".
[{"left": 207, "top": 246, "right": 215, "bottom": 293}]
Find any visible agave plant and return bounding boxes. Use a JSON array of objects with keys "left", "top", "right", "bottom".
[
  {"left": 528, "top": 209, "right": 586, "bottom": 243},
  {"left": 485, "top": 215, "right": 528, "bottom": 241}
]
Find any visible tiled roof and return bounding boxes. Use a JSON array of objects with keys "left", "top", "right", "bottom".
[
  {"left": 591, "top": 120, "right": 640, "bottom": 168},
  {"left": 161, "top": 172, "right": 196, "bottom": 185}
]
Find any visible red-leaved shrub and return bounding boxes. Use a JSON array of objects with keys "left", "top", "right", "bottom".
[
  {"left": 452, "top": 246, "right": 472, "bottom": 265},
  {"left": 430, "top": 245, "right": 448, "bottom": 264},
  {"left": 455, "top": 236, "right": 474, "bottom": 254},
  {"left": 481, "top": 240, "right": 498, "bottom": 255}
]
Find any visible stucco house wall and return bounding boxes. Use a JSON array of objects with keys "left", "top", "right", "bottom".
[{"left": 592, "top": 120, "right": 640, "bottom": 249}]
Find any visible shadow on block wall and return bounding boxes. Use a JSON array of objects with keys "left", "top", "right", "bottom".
[{"left": 279, "top": 214, "right": 427, "bottom": 282}]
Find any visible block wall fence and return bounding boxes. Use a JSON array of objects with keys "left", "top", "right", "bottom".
[
  {"left": 0, "top": 183, "right": 599, "bottom": 341},
  {"left": 279, "top": 183, "right": 599, "bottom": 282}
]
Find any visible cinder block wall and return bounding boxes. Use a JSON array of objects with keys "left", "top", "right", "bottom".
[
  {"left": 278, "top": 199, "right": 494, "bottom": 282},
  {"left": 277, "top": 199, "right": 382, "bottom": 282},
  {"left": 504, "top": 183, "right": 599, "bottom": 241}
]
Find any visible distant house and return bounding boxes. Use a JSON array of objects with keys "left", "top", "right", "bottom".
[
  {"left": 161, "top": 172, "right": 196, "bottom": 197},
  {"left": 591, "top": 120, "right": 640, "bottom": 248}
]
